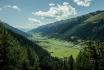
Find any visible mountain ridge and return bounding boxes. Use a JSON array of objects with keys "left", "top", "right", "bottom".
[{"left": 29, "top": 10, "right": 104, "bottom": 41}]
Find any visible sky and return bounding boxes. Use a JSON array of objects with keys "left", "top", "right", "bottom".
[{"left": 0, "top": 0, "right": 104, "bottom": 31}]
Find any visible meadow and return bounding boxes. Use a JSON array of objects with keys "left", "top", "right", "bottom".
[{"left": 31, "top": 34, "right": 80, "bottom": 59}]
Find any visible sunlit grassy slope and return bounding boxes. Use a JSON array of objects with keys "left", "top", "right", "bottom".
[
  {"left": 30, "top": 33, "right": 80, "bottom": 59},
  {"left": 86, "top": 12, "right": 104, "bottom": 22}
]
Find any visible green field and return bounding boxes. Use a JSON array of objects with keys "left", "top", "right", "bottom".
[{"left": 30, "top": 34, "right": 80, "bottom": 59}]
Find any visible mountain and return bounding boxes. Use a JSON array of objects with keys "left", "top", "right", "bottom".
[
  {"left": 0, "top": 21, "right": 28, "bottom": 37},
  {"left": 29, "top": 10, "right": 104, "bottom": 41},
  {"left": 0, "top": 21, "right": 59, "bottom": 70},
  {"left": 0, "top": 20, "right": 83, "bottom": 70}
]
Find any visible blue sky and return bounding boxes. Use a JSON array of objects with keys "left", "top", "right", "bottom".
[{"left": 0, "top": 0, "right": 104, "bottom": 31}]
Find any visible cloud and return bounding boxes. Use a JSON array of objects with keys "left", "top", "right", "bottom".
[
  {"left": 14, "top": 18, "right": 42, "bottom": 31},
  {"left": 49, "top": 3, "right": 55, "bottom": 6},
  {"left": 0, "top": 8, "right": 2, "bottom": 11},
  {"left": 63, "top": 2, "right": 69, "bottom": 5},
  {"left": 74, "top": 0, "right": 92, "bottom": 7},
  {"left": 14, "top": 23, "right": 38, "bottom": 30},
  {"left": 12, "top": 5, "right": 21, "bottom": 11},
  {"left": 32, "top": 2, "right": 77, "bottom": 21},
  {"left": 0, "top": 5, "right": 21, "bottom": 12},
  {"left": 28, "top": 18, "right": 41, "bottom": 24}
]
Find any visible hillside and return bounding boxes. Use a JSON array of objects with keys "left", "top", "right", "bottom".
[
  {"left": 0, "top": 21, "right": 39, "bottom": 70},
  {"left": 0, "top": 21, "right": 51, "bottom": 56},
  {"left": 29, "top": 10, "right": 104, "bottom": 41},
  {"left": 0, "top": 21, "right": 61, "bottom": 70},
  {"left": 0, "top": 21, "right": 28, "bottom": 37}
]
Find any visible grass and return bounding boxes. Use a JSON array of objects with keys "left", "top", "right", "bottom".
[
  {"left": 86, "top": 12, "right": 104, "bottom": 22},
  {"left": 31, "top": 33, "right": 80, "bottom": 59}
]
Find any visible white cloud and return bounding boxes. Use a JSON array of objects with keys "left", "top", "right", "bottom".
[
  {"left": 12, "top": 5, "right": 21, "bottom": 11},
  {"left": 0, "top": 8, "right": 2, "bottom": 11},
  {"left": 13, "top": 18, "right": 42, "bottom": 30},
  {"left": 14, "top": 18, "right": 42, "bottom": 30},
  {"left": 32, "top": 2, "right": 77, "bottom": 21},
  {"left": 63, "top": 2, "right": 69, "bottom": 5},
  {"left": 49, "top": 3, "right": 55, "bottom": 6},
  {"left": 28, "top": 18, "right": 41, "bottom": 24},
  {"left": 14, "top": 23, "right": 38, "bottom": 30},
  {"left": 74, "top": 0, "right": 92, "bottom": 7},
  {"left": 0, "top": 5, "right": 21, "bottom": 12}
]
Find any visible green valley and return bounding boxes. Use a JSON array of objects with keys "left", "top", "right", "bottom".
[{"left": 30, "top": 33, "right": 80, "bottom": 58}]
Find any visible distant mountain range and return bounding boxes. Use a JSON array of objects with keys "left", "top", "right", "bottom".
[{"left": 29, "top": 10, "right": 104, "bottom": 41}]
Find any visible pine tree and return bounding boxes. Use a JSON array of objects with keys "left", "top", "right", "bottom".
[
  {"left": 69, "top": 55, "right": 74, "bottom": 70},
  {"left": 0, "top": 26, "right": 10, "bottom": 70}
]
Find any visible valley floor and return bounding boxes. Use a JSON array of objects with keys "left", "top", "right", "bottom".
[{"left": 30, "top": 33, "right": 80, "bottom": 59}]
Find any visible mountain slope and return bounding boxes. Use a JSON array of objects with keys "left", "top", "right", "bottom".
[
  {"left": 0, "top": 21, "right": 49, "bottom": 56},
  {"left": 0, "top": 21, "right": 40, "bottom": 70},
  {"left": 0, "top": 21, "right": 28, "bottom": 37},
  {"left": 0, "top": 21, "right": 58, "bottom": 70},
  {"left": 29, "top": 10, "right": 104, "bottom": 41}
]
